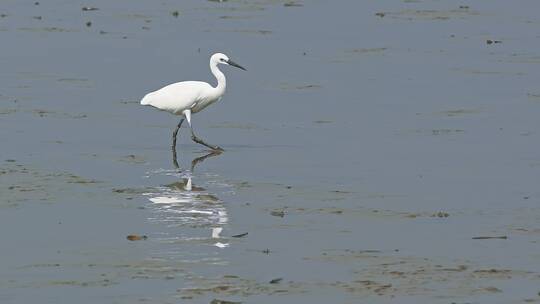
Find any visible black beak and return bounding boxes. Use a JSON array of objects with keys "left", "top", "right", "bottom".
[{"left": 227, "top": 59, "right": 247, "bottom": 71}]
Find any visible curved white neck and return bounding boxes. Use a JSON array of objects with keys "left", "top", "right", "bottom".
[{"left": 210, "top": 62, "right": 226, "bottom": 97}]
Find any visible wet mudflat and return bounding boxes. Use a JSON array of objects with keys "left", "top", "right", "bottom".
[{"left": 1, "top": 0, "right": 540, "bottom": 303}]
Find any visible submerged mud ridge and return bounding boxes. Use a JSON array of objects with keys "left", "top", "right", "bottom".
[
  {"left": 0, "top": 161, "right": 101, "bottom": 207},
  {"left": 176, "top": 250, "right": 540, "bottom": 301},
  {"left": 178, "top": 275, "right": 307, "bottom": 299},
  {"left": 375, "top": 7, "right": 481, "bottom": 21},
  {"left": 306, "top": 250, "right": 540, "bottom": 299}
]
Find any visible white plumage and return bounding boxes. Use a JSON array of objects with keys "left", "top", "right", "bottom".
[
  {"left": 141, "top": 81, "right": 218, "bottom": 114},
  {"left": 140, "top": 53, "right": 246, "bottom": 151}
]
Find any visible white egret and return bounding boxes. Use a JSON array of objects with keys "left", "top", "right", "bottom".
[{"left": 140, "top": 52, "right": 246, "bottom": 151}]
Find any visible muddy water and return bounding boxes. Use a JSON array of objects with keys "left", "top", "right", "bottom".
[{"left": 1, "top": 0, "right": 540, "bottom": 303}]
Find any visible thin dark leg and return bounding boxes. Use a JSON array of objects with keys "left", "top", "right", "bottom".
[
  {"left": 190, "top": 128, "right": 224, "bottom": 151},
  {"left": 172, "top": 119, "right": 184, "bottom": 168},
  {"left": 172, "top": 119, "right": 184, "bottom": 150}
]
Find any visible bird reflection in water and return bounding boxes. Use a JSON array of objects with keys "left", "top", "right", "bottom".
[{"left": 144, "top": 149, "right": 229, "bottom": 252}]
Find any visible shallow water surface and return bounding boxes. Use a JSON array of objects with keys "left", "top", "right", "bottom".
[{"left": 1, "top": 0, "right": 540, "bottom": 303}]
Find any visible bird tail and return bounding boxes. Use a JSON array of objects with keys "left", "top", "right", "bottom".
[{"left": 140, "top": 93, "right": 153, "bottom": 105}]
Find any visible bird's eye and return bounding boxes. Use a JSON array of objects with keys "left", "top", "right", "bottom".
[{"left": 221, "top": 58, "right": 226, "bottom": 61}]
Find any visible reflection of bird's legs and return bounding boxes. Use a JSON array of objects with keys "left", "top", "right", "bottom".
[
  {"left": 172, "top": 150, "right": 180, "bottom": 169},
  {"left": 172, "top": 118, "right": 184, "bottom": 169},
  {"left": 191, "top": 150, "right": 222, "bottom": 172},
  {"left": 183, "top": 109, "right": 224, "bottom": 151}
]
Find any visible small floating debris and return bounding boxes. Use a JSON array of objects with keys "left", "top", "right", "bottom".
[
  {"left": 270, "top": 209, "right": 285, "bottom": 218},
  {"left": 210, "top": 299, "right": 241, "bottom": 304},
  {"left": 171, "top": 10, "right": 180, "bottom": 18},
  {"left": 82, "top": 7, "right": 99, "bottom": 11},
  {"left": 459, "top": 5, "right": 469, "bottom": 9},
  {"left": 486, "top": 39, "right": 502, "bottom": 45},
  {"left": 437, "top": 108, "right": 481, "bottom": 117},
  {"left": 284, "top": 1, "right": 303, "bottom": 7},
  {"left": 296, "top": 84, "right": 321, "bottom": 89},
  {"left": 472, "top": 235, "right": 507, "bottom": 240},
  {"left": 331, "top": 190, "right": 350, "bottom": 194},
  {"left": 431, "top": 129, "right": 464, "bottom": 135},
  {"left": 278, "top": 83, "right": 321, "bottom": 90},
  {"left": 483, "top": 286, "right": 502, "bottom": 293},
  {"left": 432, "top": 211, "right": 449, "bottom": 218},
  {"left": 440, "top": 265, "right": 468, "bottom": 272},
  {"left": 85, "top": 21, "right": 92, "bottom": 27},
  {"left": 375, "top": 12, "right": 385, "bottom": 17},
  {"left": 118, "top": 154, "right": 146, "bottom": 164},
  {"left": 347, "top": 47, "right": 387, "bottom": 54},
  {"left": 328, "top": 209, "right": 343, "bottom": 214},
  {"left": 19, "top": 26, "right": 71, "bottom": 33},
  {"left": 473, "top": 269, "right": 512, "bottom": 275},
  {"left": 126, "top": 234, "right": 147, "bottom": 241},
  {"left": 231, "top": 232, "right": 248, "bottom": 238},
  {"left": 119, "top": 100, "right": 139, "bottom": 104},
  {"left": 269, "top": 278, "right": 283, "bottom": 284}
]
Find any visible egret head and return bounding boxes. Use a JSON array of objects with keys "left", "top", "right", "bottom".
[{"left": 211, "top": 53, "right": 247, "bottom": 71}]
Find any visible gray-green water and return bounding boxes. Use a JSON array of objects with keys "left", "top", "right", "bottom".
[{"left": 1, "top": 0, "right": 540, "bottom": 303}]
